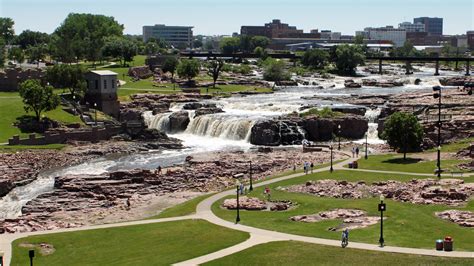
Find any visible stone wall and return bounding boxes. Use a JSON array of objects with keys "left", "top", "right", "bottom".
[
  {"left": 8, "top": 125, "right": 122, "bottom": 146},
  {"left": 0, "top": 68, "right": 45, "bottom": 91}
]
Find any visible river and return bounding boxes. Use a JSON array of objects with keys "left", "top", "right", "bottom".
[{"left": 0, "top": 65, "right": 463, "bottom": 219}]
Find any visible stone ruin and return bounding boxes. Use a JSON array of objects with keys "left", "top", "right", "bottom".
[
  {"left": 222, "top": 197, "right": 295, "bottom": 211},
  {"left": 0, "top": 67, "right": 45, "bottom": 91},
  {"left": 290, "top": 209, "right": 382, "bottom": 231},
  {"left": 281, "top": 178, "right": 474, "bottom": 206},
  {"left": 435, "top": 210, "right": 474, "bottom": 227}
]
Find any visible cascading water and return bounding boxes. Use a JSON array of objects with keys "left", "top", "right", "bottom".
[
  {"left": 146, "top": 112, "right": 172, "bottom": 133},
  {"left": 363, "top": 107, "right": 385, "bottom": 144},
  {"left": 186, "top": 114, "right": 255, "bottom": 141}
]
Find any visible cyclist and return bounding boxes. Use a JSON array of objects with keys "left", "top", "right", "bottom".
[{"left": 341, "top": 228, "right": 349, "bottom": 247}]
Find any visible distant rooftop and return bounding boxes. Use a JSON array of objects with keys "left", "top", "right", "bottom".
[{"left": 89, "top": 70, "right": 118, "bottom": 76}]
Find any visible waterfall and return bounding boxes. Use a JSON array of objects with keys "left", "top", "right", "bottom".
[
  {"left": 364, "top": 107, "right": 384, "bottom": 144},
  {"left": 146, "top": 112, "right": 172, "bottom": 133},
  {"left": 186, "top": 115, "right": 255, "bottom": 141}
]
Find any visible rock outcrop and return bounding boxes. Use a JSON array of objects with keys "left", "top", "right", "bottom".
[
  {"left": 222, "top": 196, "right": 266, "bottom": 210},
  {"left": 250, "top": 121, "right": 281, "bottom": 146},
  {"left": 194, "top": 107, "right": 224, "bottom": 117},
  {"left": 290, "top": 209, "right": 381, "bottom": 230},
  {"left": 168, "top": 111, "right": 190, "bottom": 133},
  {"left": 436, "top": 210, "right": 474, "bottom": 227}
]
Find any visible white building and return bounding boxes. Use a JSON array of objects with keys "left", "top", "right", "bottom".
[
  {"left": 143, "top": 24, "right": 193, "bottom": 49},
  {"left": 84, "top": 70, "right": 120, "bottom": 118},
  {"left": 359, "top": 26, "right": 407, "bottom": 47},
  {"left": 320, "top": 30, "right": 342, "bottom": 40},
  {"left": 398, "top": 22, "right": 425, "bottom": 32}
]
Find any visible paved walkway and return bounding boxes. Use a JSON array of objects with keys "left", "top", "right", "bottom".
[{"left": 2, "top": 151, "right": 473, "bottom": 265}]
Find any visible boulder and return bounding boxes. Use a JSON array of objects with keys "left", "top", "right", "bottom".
[
  {"left": 168, "top": 111, "right": 190, "bottom": 133},
  {"left": 439, "top": 77, "right": 474, "bottom": 86},
  {"left": 183, "top": 102, "right": 217, "bottom": 110},
  {"left": 302, "top": 116, "right": 368, "bottom": 141},
  {"left": 250, "top": 120, "right": 281, "bottom": 146},
  {"left": 344, "top": 79, "right": 361, "bottom": 88},
  {"left": 194, "top": 107, "right": 224, "bottom": 117},
  {"left": 0, "top": 180, "right": 14, "bottom": 197}
]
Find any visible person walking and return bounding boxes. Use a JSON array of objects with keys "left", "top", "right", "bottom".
[
  {"left": 240, "top": 183, "right": 244, "bottom": 195},
  {"left": 351, "top": 147, "right": 355, "bottom": 158},
  {"left": 310, "top": 162, "right": 314, "bottom": 173},
  {"left": 341, "top": 228, "right": 349, "bottom": 247},
  {"left": 355, "top": 147, "right": 360, "bottom": 157},
  {"left": 293, "top": 164, "right": 296, "bottom": 172},
  {"left": 156, "top": 165, "right": 162, "bottom": 174},
  {"left": 303, "top": 162, "right": 307, "bottom": 174}
]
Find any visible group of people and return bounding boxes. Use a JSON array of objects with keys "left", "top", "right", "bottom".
[
  {"left": 351, "top": 147, "right": 360, "bottom": 158},
  {"left": 303, "top": 162, "right": 314, "bottom": 174}
]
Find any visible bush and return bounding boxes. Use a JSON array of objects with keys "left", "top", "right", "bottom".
[
  {"left": 262, "top": 59, "right": 291, "bottom": 81},
  {"left": 299, "top": 107, "right": 342, "bottom": 118}
]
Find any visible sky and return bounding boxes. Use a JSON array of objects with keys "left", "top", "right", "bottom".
[{"left": 2, "top": 0, "right": 473, "bottom": 36}]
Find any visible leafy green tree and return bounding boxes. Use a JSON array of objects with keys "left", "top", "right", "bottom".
[
  {"left": 19, "top": 79, "right": 60, "bottom": 122},
  {"left": 0, "top": 38, "right": 5, "bottom": 67},
  {"left": 177, "top": 59, "right": 200, "bottom": 81},
  {"left": 162, "top": 57, "right": 179, "bottom": 79},
  {"left": 46, "top": 64, "right": 87, "bottom": 98},
  {"left": 354, "top": 35, "right": 365, "bottom": 45},
  {"left": 220, "top": 37, "right": 240, "bottom": 54},
  {"left": 101, "top": 37, "right": 138, "bottom": 66},
  {"left": 251, "top": 36, "right": 270, "bottom": 50},
  {"left": 239, "top": 35, "right": 252, "bottom": 53},
  {"left": 193, "top": 38, "right": 203, "bottom": 49},
  {"left": 8, "top": 46, "right": 24, "bottom": 65},
  {"left": 254, "top": 46, "right": 268, "bottom": 59},
  {"left": 301, "top": 49, "right": 329, "bottom": 69},
  {"left": 15, "top": 30, "right": 50, "bottom": 49},
  {"left": 26, "top": 44, "right": 48, "bottom": 67},
  {"left": 333, "top": 44, "right": 365, "bottom": 76},
  {"left": 145, "top": 41, "right": 159, "bottom": 55},
  {"left": 0, "top": 17, "right": 15, "bottom": 44},
  {"left": 381, "top": 112, "right": 423, "bottom": 159},
  {"left": 206, "top": 59, "right": 225, "bottom": 89},
  {"left": 52, "top": 13, "right": 123, "bottom": 63},
  {"left": 262, "top": 58, "right": 291, "bottom": 82}
]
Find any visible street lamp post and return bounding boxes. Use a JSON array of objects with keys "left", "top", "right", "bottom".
[
  {"left": 329, "top": 144, "right": 334, "bottom": 173},
  {"left": 365, "top": 133, "right": 368, "bottom": 160},
  {"left": 433, "top": 86, "right": 442, "bottom": 178},
  {"left": 378, "top": 195, "right": 386, "bottom": 247},
  {"left": 235, "top": 180, "right": 241, "bottom": 224},
  {"left": 248, "top": 161, "right": 253, "bottom": 192},
  {"left": 94, "top": 103, "right": 98, "bottom": 126},
  {"left": 29, "top": 249, "right": 35, "bottom": 266},
  {"left": 338, "top": 124, "right": 341, "bottom": 150}
]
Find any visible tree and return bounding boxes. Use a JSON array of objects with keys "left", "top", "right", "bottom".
[
  {"left": 239, "top": 35, "right": 252, "bottom": 53},
  {"left": 262, "top": 58, "right": 291, "bottom": 82},
  {"left": 145, "top": 41, "right": 159, "bottom": 55},
  {"left": 101, "top": 37, "right": 138, "bottom": 66},
  {"left": 301, "top": 49, "right": 329, "bottom": 69},
  {"left": 381, "top": 112, "right": 423, "bottom": 160},
  {"left": 177, "top": 59, "right": 200, "bottom": 81},
  {"left": 333, "top": 44, "right": 365, "bottom": 76},
  {"left": 206, "top": 59, "right": 225, "bottom": 89},
  {"left": 354, "top": 35, "right": 365, "bottom": 45},
  {"left": 0, "top": 18, "right": 15, "bottom": 44},
  {"left": 8, "top": 46, "right": 24, "bottom": 66},
  {"left": 15, "top": 30, "right": 50, "bottom": 49},
  {"left": 251, "top": 36, "right": 270, "bottom": 50},
  {"left": 0, "top": 38, "right": 5, "bottom": 67},
  {"left": 52, "top": 13, "right": 123, "bottom": 63},
  {"left": 19, "top": 79, "right": 60, "bottom": 122},
  {"left": 46, "top": 64, "right": 87, "bottom": 98},
  {"left": 162, "top": 57, "right": 179, "bottom": 79},
  {"left": 220, "top": 37, "right": 240, "bottom": 54},
  {"left": 26, "top": 44, "right": 48, "bottom": 67},
  {"left": 193, "top": 39, "right": 203, "bottom": 49},
  {"left": 254, "top": 46, "right": 268, "bottom": 59}
]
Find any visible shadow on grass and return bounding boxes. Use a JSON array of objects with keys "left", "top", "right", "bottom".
[{"left": 382, "top": 158, "right": 423, "bottom": 164}]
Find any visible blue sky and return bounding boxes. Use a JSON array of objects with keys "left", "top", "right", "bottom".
[{"left": 2, "top": 0, "right": 473, "bottom": 36}]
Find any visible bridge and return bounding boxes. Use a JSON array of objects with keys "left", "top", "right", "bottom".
[{"left": 180, "top": 52, "right": 473, "bottom": 76}]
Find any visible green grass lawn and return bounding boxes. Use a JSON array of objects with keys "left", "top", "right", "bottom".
[
  {"left": 11, "top": 219, "right": 249, "bottom": 266},
  {"left": 151, "top": 193, "right": 214, "bottom": 219},
  {"left": 212, "top": 170, "right": 474, "bottom": 251},
  {"left": 426, "top": 137, "right": 474, "bottom": 153},
  {"left": 205, "top": 241, "right": 474, "bottom": 266},
  {"left": 0, "top": 143, "right": 66, "bottom": 152},
  {"left": 0, "top": 93, "right": 82, "bottom": 143},
  {"left": 353, "top": 154, "right": 469, "bottom": 174}
]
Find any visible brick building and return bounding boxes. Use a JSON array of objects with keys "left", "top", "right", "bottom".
[{"left": 241, "top": 19, "right": 320, "bottom": 39}]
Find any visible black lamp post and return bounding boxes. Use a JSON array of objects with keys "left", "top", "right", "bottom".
[
  {"left": 94, "top": 102, "right": 98, "bottom": 126},
  {"left": 378, "top": 195, "right": 386, "bottom": 247},
  {"left": 338, "top": 124, "right": 341, "bottom": 150},
  {"left": 235, "top": 180, "right": 241, "bottom": 223},
  {"left": 248, "top": 161, "right": 253, "bottom": 191},
  {"left": 433, "top": 86, "right": 442, "bottom": 178},
  {"left": 29, "top": 249, "right": 35, "bottom": 266},
  {"left": 329, "top": 144, "right": 334, "bottom": 172},
  {"left": 365, "top": 132, "right": 368, "bottom": 160}
]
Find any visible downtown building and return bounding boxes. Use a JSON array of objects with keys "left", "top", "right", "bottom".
[
  {"left": 357, "top": 26, "right": 407, "bottom": 47},
  {"left": 143, "top": 24, "right": 193, "bottom": 49},
  {"left": 414, "top": 17, "right": 443, "bottom": 36}
]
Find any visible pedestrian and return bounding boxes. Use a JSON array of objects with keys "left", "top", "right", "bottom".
[
  {"left": 355, "top": 147, "right": 359, "bottom": 157},
  {"left": 310, "top": 162, "right": 314, "bottom": 173},
  {"left": 156, "top": 165, "right": 162, "bottom": 174},
  {"left": 265, "top": 187, "right": 271, "bottom": 201},
  {"left": 126, "top": 198, "right": 131, "bottom": 210},
  {"left": 303, "top": 162, "right": 307, "bottom": 174},
  {"left": 351, "top": 147, "right": 355, "bottom": 158},
  {"left": 240, "top": 183, "right": 244, "bottom": 195},
  {"left": 293, "top": 164, "right": 296, "bottom": 171}
]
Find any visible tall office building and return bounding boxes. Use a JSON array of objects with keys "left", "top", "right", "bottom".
[
  {"left": 413, "top": 17, "right": 443, "bottom": 36},
  {"left": 143, "top": 24, "right": 193, "bottom": 49},
  {"left": 398, "top": 22, "right": 425, "bottom": 32}
]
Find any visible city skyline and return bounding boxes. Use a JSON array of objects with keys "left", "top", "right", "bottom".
[{"left": 2, "top": 0, "right": 473, "bottom": 36}]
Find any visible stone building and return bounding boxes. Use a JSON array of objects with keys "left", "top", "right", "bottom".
[
  {"left": 0, "top": 68, "right": 45, "bottom": 91},
  {"left": 84, "top": 70, "right": 120, "bottom": 118}
]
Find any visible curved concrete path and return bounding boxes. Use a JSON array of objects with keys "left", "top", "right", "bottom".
[
  {"left": 2, "top": 151, "right": 473, "bottom": 265},
  {"left": 174, "top": 154, "right": 474, "bottom": 265}
]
